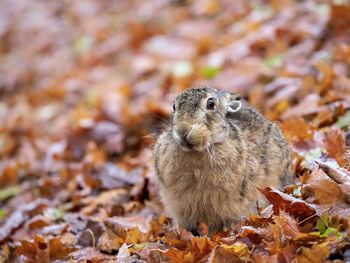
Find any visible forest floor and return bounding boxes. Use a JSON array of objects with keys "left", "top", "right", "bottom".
[{"left": 0, "top": 0, "right": 350, "bottom": 262}]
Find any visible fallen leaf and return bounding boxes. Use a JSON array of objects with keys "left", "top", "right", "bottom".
[
  {"left": 296, "top": 242, "right": 330, "bottom": 263},
  {"left": 282, "top": 118, "right": 314, "bottom": 142},
  {"left": 156, "top": 247, "right": 187, "bottom": 263},
  {"left": 315, "top": 60, "right": 333, "bottom": 93},
  {"left": 274, "top": 211, "right": 301, "bottom": 240},
  {"left": 98, "top": 229, "right": 124, "bottom": 253},
  {"left": 106, "top": 215, "right": 153, "bottom": 234},
  {"left": 0, "top": 199, "right": 49, "bottom": 243},
  {"left": 116, "top": 243, "right": 131, "bottom": 261},
  {"left": 259, "top": 187, "right": 316, "bottom": 220},
  {"left": 303, "top": 166, "right": 345, "bottom": 205},
  {"left": 63, "top": 247, "right": 117, "bottom": 262},
  {"left": 207, "top": 245, "right": 242, "bottom": 263},
  {"left": 323, "top": 129, "right": 347, "bottom": 166}
]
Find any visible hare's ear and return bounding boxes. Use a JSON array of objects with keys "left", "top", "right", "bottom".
[
  {"left": 227, "top": 100, "right": 241, "bottom": 113},
  {"left": 226, "top": 93, "right": 242, "bottom": 114}
]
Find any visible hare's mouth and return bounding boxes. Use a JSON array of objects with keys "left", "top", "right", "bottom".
[
  {"left": 179, "top": 142, "right": 209, "bottom": 152},
  {"left": 172, "top": 130, "right": 209, "bottom": 152}
]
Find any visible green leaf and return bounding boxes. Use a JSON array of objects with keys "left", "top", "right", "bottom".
[
  {"left": 316, "top": 213, "right": 343, "bottom": 238},
  {"left": 200, "top": 66, "right": 221, "bottom": 79},
  {"left": 335, "top": 231, "right": 343, "bottom": 238},
  {"left": 265, "top": 53, "right": 285, "bottom": 68},
  {"left": 320, "top": 227, "right": 337, "bottom": 237},
  {"left": 316, "top": 217, "right": 327, "bottom": 234},
  {"left": 0, "top": 208, "right": 5, "bottom": 219},
  {"left": 336, "top": 111, "right": 350, "bottom": 129},
  {"left": 0, "top": 185, "right": 21, "bottom": 202}
]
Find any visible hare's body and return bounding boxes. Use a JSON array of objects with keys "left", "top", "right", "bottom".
[{"left": 154, "top": 87, "right": 291, "bottom": 234}]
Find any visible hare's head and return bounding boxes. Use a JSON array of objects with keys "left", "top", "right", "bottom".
[{"left": 171, "top": 86, "right": 242, "bottom": 152}]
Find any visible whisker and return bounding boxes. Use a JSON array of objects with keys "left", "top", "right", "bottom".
[{"left": 208, "top": 140, "right": 225, "bottom": 174}]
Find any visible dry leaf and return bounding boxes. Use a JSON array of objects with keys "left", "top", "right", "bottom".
[
  {"left": 296, "top": 242, "right": 330, "bottom": 263},
  {"left": 259, "top": 187, "right": 316, "bottom": 220},
  {"left": 323, "top": 129, "right": 347, "bottom": 166}
]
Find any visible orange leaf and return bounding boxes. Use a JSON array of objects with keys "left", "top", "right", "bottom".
[
  {"left": 296, "top": 242, "right": 330, "bottom": 263},
  {"left": 323, "top": 129, "right": 347, "bottom": 166},
  {"left": 282, "top": 118, "right": 313, "bottom": 141},
  {"left": 315, "top": 61, "right": 333, "bottom": 93},
  {"left": 157, "top": 247, "right": 186, "bottom": 263}
]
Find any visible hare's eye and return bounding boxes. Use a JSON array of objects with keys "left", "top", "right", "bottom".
[
  {"left": 173, "top": 103, "right": 176, "bottom": 112},
  {"left": 206, "top": 98, "right": 215, "bottom": 110}
]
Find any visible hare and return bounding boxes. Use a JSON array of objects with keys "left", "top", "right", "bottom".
[{"left": 154, "top": 86, "right": 291, "bottom": 235}]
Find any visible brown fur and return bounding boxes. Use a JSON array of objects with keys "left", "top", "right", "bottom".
[{"left": 154, "top": 86, "right": 291, "bottom": 235}]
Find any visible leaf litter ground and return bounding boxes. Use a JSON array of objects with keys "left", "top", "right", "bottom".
[{"left": 0, "top": 0, "right": 350, "bottom": 262}]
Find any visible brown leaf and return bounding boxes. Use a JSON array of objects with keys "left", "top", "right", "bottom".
[
  {"left": 97, "top": 229, "right": 124, "bottom": 253},
  {"left": 323, "top": 129, "right": 347, "bottom": 166},
  {"left": 192, "top": 237, "right": 211, "bottom": 254},
  {"left": 296, "top": 242, "right": 330, "bottom": 263},
  {"left": 274, "top": 211, "right": 301, "bottom": 240},
  {"left": 81, "top": 189, "right": 129, "bottom": 215},
  {"left": 0, "top": 199, "right": 48, "bottom": 243},
  {"left": 315, "top": 61, "right": 333, "bottom": 93},
  {"left": 238, "top": 226, "right": 264, "bottom": 245},
  {"left": 282, "top": 117, "right": 314, "bottom": 142},
  {"left": 15, "top": 236, "right": 41, "bottom": 262},
  {"left": 330, "top": 4, "right": 350, "bottom": 33},
  {"left": 259, "top": 187, "right": 316, "bottom": 220},
  {"left": 156, "top": 247, "right": 187, "bottom": 263},
  {"left": 281, "top": 94, "right": 320, "bottom": 120},
  {"left": 207, "top": 245, "right": 242, "bottom": 263},
  {"left": 49, "top": 236, "right": 76, "bottom": 260},
  {"left": 15, "top": 233, "right": 76, "bottom": 262},
  {"left": 64, "top": 247, "right": 117, "bottom": 262},
  {"left": 26, "top": 215, "right": 52, "bottom": 230},
  {"left": 0, "top": 163, "right": 19, "bottom": 187},
  {"left": 304, "top": 165, "right": 346, "bottom": 205},
  {"left": 106, "top": 215, "right": 153, "bottom": 234}
]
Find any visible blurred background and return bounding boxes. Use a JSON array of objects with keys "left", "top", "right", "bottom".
[
  {"left": 1, "top": 0, "right": 349, "bottom": 156},
  {"left": 0, "top": 0, "right": 350, "bottom": 261}
]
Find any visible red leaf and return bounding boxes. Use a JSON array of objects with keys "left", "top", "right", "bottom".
[{"left": 259, "top": 187, "right": 316, "bottom": 220}]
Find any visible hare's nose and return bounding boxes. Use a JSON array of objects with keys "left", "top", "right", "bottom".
[{"left": 174, "top": 125, "right": 193, "bottom": 147}]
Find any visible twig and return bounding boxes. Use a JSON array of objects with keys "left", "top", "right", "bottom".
[{"left": 297, "top": 207, "right": 331, "bottom": 225}]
